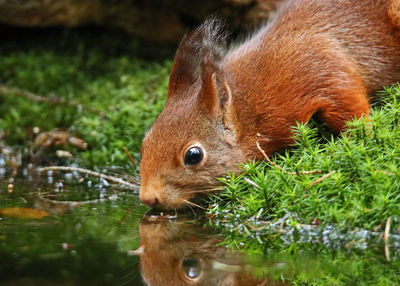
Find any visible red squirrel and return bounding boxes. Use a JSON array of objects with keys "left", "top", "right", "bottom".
[
  {"left": 140, "top": 0, "right": 400, "bottom": 209},
  {"left": 136, "top": 216, "right": 285, "bottom": 286}
]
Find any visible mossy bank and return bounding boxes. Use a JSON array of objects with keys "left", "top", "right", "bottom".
[
  {"left": 207, "top": 86, "right": 400, "bottom": 231},
  {"left": 206, "top": 86, "right": 400, "bottom": 284},
  {"left": 0, "top": 26, "right": 172, "bottom": 173}
]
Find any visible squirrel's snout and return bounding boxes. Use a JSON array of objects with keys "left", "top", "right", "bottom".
[
  {"left": 141, "top": 196, "right": 158, "bottom": 208},
  {"left": 140, "top": 192, "right": 160, "bottom": 208},
  {"left": 139, "top": 178, "right": 163, "bottom": 208}
]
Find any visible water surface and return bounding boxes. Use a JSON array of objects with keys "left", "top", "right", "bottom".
[{"left": 1, "top": 164, "right": 399, "bottom": 285}]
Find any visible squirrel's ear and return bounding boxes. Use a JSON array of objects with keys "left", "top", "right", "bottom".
[
  {"left": 167, "top": 33, "right": 201, "bottom": 98},
  {"left": 198, "top": 70, "right": 234, "bottom": 126},
  {"left": 168, "top": 18, "right": 226, "bottom": 100}
]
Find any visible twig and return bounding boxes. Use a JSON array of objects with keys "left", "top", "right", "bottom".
[
  {"left": 0, "top": 84, "right": 102, "bottom": 115},
  {"left": 0, "top": 85, "right": 61, "bottom": 104},
  {"left": 247, "top": 224, "right": 262, "bottom": 230},
  {"left": 373, "top": 224, "right": 382, "bottom": 232},
  {"left": 210, "top": 194, "right": 223, "bottom": 201},
  {"left": 123, "top": 146, "right": 137, "bottom": 168},
  {"left": 384, "top": 217, "right": 391, "bottom": 261},
  {"left": 39, "top": 195, "right": 111, "bottom": 207},
  {"left": 279, "top": 219, "right": 285, "bottom": 231},
  {"left": 256, "top": 133, "right": 322, "bottom": 175},
  {"left": 375, "top": 170, "right": 395, "bottom": 176},
  {"left": 243, "top": 177, "right": 260, "bottom": 189},
  {"left": 310, "top": 171, "right": 336, "bottom": 187},
  {"left": 344, "top": 240, "right": 354, "bottom": 249},
  {"left": 38, "top": 166, "right": 139, "bottom": 190}
]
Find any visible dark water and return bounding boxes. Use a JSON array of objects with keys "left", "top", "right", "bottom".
[
  {"left": 0, "top": 173, "right": 146, "bottom": 286},
  {"left": 0, "top": 173, "right": 290, "bottom": 286},
  {"left": 0, "top": 162, "right": 300, "bottom": 286},
  {"left": 1, "top": 163, "right": 400, "bottom": 285}
]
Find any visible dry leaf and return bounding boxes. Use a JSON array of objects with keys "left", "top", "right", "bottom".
[{"left": 0, "top": 207, "right": 50, "bottom": 219}]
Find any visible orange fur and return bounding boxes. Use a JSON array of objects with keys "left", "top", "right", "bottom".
[{"left": 140, "top": 0, "right": 400, "bottom": 209}]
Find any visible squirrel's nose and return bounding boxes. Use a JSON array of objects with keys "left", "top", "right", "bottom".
[
  {"left": 140, "top": 193, "right": 159, "bottom": 208},
  {"left": 142, "top": 197, "right": 158, "bottom": 208}
]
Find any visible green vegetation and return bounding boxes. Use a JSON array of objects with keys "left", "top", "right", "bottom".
[
  {"left": 2, "top": 26, "right": 400, "bottom": 285},
  {"left": 0, "top": 27, "right": 167, "bottom": 285},
  {"left": 0, "top": 27, "right": 171, "bottom": 172},
  {"left": 208, "top": 86, "right": 400, "bottom": 231},
  {"left": 206, "top": 86, "right": 400, "bottom": 284}
]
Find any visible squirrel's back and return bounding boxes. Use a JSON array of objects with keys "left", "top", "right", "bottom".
[
  {"left": 225, "top": 0, "right": 400, "bottom": 92},
  {"left": 222, "top": 0, "right": 400, "bottom": 157}
]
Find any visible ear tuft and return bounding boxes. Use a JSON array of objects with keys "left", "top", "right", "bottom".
[
  {"left": 168, "top": 17, "right": 227, "bottom": 99},
  {"left": 199, "top": 17, "right": 227, "bottom": 84}
]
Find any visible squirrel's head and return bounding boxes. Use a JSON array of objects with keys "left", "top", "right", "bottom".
[{"left": 140, "top": 19, "right": 245, "bottom": 209}]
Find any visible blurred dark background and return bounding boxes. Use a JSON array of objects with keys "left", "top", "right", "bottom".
[{"left": 0, "top": 0, "right": 280, "bottom": 46}]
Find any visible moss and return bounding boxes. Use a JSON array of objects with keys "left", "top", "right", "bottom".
[
  {"left": 208, "top": 86, "right": 400, "bottom": 231},
  {"left": 206, "top": 86, "right": 400, "bottom": 284},
  {"left": 0, "top": 26, "right": 172, "bottom": 172}
]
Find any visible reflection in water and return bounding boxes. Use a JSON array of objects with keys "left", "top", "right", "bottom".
[{"left": 135, "top": 214, "right": 286, "bottom": 286}]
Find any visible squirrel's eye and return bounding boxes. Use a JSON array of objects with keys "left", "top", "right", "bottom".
[
  {"left": 184, "top": 146, "right": 203, "bottom": 166},
  {"left": 182, "top": 258, "right": 202, "bottom": 279}
]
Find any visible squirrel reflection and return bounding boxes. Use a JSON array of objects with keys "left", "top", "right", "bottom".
[{"left": 134, "top": 214, "right": 285, "bottom": 286}]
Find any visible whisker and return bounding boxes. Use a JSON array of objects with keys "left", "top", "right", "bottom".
[
  {"left": 210, "top": 194, "right": 223, "bottom": 201},
  {"left": 106, "top": 169, "right": 140, "bottom": 184},
  {"left": 185, "top": 187, "right": 224, "bottom": 194},
  {"left": 186, "top": 203, "right": 197, "bottom": 215},
  {"left": 182, "top": 199, "right": 206, "bottom": 210}
]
